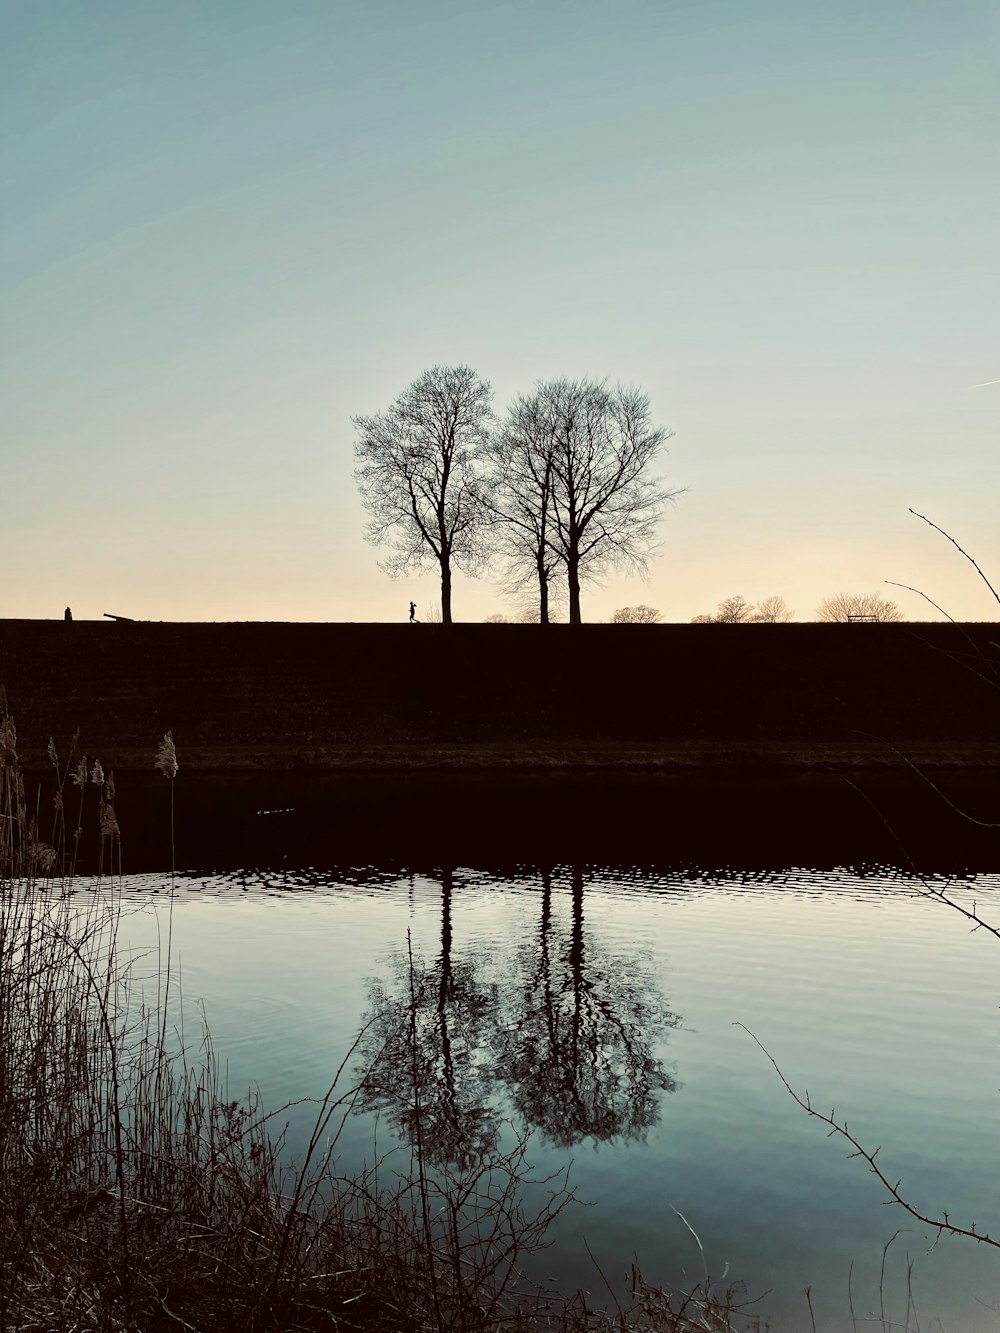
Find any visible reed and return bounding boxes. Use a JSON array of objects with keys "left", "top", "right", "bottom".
[{"left": 0, "top": 694, "right": 763, "bottom": 1332}]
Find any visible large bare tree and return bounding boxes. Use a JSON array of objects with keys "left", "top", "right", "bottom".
[
  {"left": 488, "top": 378, "right": 677, "bottom": 625},
  {"left": 353, "top": 366, "right": 492, "bottom": 624}
]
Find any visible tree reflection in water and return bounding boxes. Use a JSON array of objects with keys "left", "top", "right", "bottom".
[
  {"left": 501, "top": 868, "right": 680, "bottom": 1146},
  {"left": 357, "top": 867, "right": 680, "bottom": 1159},
  {"left": 357, "top": 868, "right": 501, "bottom": 1168}
]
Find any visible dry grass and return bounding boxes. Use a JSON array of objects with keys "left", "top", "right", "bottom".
[{"left": 0, "top": 691, "right": 765, "bottom": 1332}]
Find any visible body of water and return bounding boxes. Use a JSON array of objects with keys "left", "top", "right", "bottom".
[{"left": 101, "top": 859, "right": 1000, "bottom": 1333}]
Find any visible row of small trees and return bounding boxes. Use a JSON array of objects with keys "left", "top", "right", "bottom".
[
  {"left": 690, "top": 591, "right": 903, "bottom": 623},
  {"left": 691, "top": 594, "right": 794, "bottom": 624},
  {"left": 471, "top": 592, "right": 903, "bottom": 623},
  {"left": 353, "top": 366, "right": 678, "bottom": 624}
]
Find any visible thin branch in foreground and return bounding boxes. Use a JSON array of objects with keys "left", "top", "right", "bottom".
[
  {"left": 582, "top": 1234, "right": 625, "bottom": 1324},
  {"left": 909, "top": 509, "right": 1000, "bottom": 609},
  {"left": 884, "top": 580, "right": 955, "bottom": 623},
  {"left": 843, "top": 735, "right": 1000, "bottom": 831},
  {"left": 735, "top": 1024, "right": 1000, "bottom": 1251},
  {"left": 882, "top": 579, "right": 1000, "bottom": 697},
  {"left": 910, "top": 878, "right": 1000, "bottom": 942}
]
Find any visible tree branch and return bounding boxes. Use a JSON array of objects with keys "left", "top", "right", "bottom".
[
  {"left": 909, "top": 509, "right": 1000, "bottom": 609},
  {"left": 735, "top": 1023, "right": 999, "bottom": 1250}
]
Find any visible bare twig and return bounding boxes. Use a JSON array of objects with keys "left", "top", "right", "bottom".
[
  {"left": 844, "top": 733, "right": 1000, "bottom": 830},
  {"left": 736, "top": 1025, "right": 999, "bottom": 1251},
  {"left": 909, "top": 509, "right": 1000, "bottom": 609},
  {"left": 848, "top": 1258, "right": 859, "bottom": 1332},
  {"left": 884, "top": 581, "right": 955, "bottom": 623},
  {"left": 583, "top": 1234, "right": 626, "bottom": 1326}
]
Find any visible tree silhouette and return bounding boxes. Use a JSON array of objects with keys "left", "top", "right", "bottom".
[
  {"left": 750, "top": 594, "right": 793, "bottom": 623},
  {"left": 486, "top": 379, "right": 677, "bottom": 624},
  {"left": 353, "top": 366, "right": 493, "bottom": 624},
  {"left": 816, "top": 591, "right": 902, "bottom": 622}
]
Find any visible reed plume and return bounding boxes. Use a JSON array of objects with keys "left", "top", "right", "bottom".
[{"left": 154, "top": 730, "right": 178, "bottom": 779}]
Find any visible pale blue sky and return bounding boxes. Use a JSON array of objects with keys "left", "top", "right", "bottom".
[{"left": 3, "top": 0, "right": 998, "bottom": 622}]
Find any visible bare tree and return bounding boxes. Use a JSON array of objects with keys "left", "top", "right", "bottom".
[
  {"left": 816, "top": 591, "right": 903, "bottom": 623},
  {"left": 749, "top": 595, "right": 793, "bottom": 623},
  {"left": 487, "top": 379, "right": 677, "bottom": 625},
  {"left": 713, "top": 594, "right": 754, "bottom": 623},
  {"left": 353, "top": 366, "right": 493, "bottom": 624},
  {"left": 611, "top": 605, "right": 662, "bottom": 624},
  {"left": 691, "top": 594, "right": 754, "bottom": 623}
]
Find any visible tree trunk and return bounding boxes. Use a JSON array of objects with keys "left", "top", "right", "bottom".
[
  {"left": 537, "top": 560, "right": 550, "bottom": 625},
  {"left": 440, "top": 560, "right": 453, "bottom": 624},
  {"left": 567, "top": 557, "right": 582, "bottom": 625},
  {"left": 569, "top": 868, "right": 585, "bottom": 1063},
  {"left": 436, "top": 869, "right": 459, "bottom": 1140},
  {"left": 539, "top": 870, "right": 556, "bottom": 1050}
]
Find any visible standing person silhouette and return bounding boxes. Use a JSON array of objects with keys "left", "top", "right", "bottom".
[
  {"left": 408, "top": 601, "right": 417, "bottom": 623},
  {"left": 64, "top": 607, "right": 72, "bottom": 621}
]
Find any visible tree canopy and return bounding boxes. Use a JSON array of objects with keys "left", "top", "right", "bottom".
[{"left": 486, "top": 378, "right": 677, "bottom": 624}]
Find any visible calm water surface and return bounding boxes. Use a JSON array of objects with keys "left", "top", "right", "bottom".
[{"left": 108, "top": 863, "right": 1000, "bottom": 1332}]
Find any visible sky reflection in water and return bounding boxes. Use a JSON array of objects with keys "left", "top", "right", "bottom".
[{"left": 109, "top": 864, "right": 1000, "bottom": 1333}]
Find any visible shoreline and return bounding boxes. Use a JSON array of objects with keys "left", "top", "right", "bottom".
[
  {"left": 19, "top": 747, "right": 998, "bottom": 875},
  {"left": 16, "top": 738, "right": 1000, "bottom": 776}
]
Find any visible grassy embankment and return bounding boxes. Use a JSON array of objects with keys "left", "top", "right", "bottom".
[
  {"left": 0, "top": 695, "right": 766, "bottom": 1332},
  {"left": 2, "top": 619, "right": 998, "bottom": 774}
]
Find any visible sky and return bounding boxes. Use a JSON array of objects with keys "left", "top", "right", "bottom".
[{"left": 3, "top": 0, "right": 998, "bottom": 623}]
